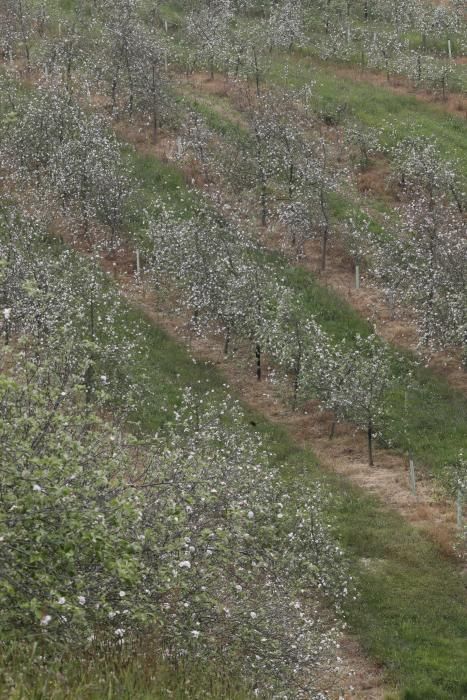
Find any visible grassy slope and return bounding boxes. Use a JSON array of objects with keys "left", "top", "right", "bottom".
[
  {"left": 270, "top": 54, "right": 467, "bottom": 182},
  {"left": 123, "top": 154, "right": 467, "bottom": 698},
  {"left": 105, "top": 290, "right": 467, "bottom": 700},
  {"left": 3, "top": 9, "right": 467, "bottom": 696},
  {"left": 108, "top": 11, "right": 467, "bottom": 698},
  {"left": 128, "top": 130, "right": 467, "bottom": 480},
  {"left": 2, "top": 152, "right": 467, "bottom": 699}
]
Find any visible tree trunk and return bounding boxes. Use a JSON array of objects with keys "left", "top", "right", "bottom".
[
  {"left": 111, "top": 76, "right": 118, "bottom": 116},
  {"left": 368, "top": 418, "right": 374, "bottom": 466},
  {"left": 321, "top": 227, "right": 328, "bottom": 272},
  {"left": 255, "top": 343, "right": 261, "bottom": 381},
  {"left": 292, "top": 372, "right": 299, "bottom": 409},
  {"left": 224, "top": 326, "right": 230, "bottom": 355},
  {"left": 319, "top": 184, "right": 329, "bottom": 271},
  {"left": 85, "top": 298, "right": 95, "bottom": 403},
  {"left": 151, "top": 65, "right": 159, "bottom": 143},
  {"left": 253, "top": 47, "right": 261, "bottom": 96},
  {"left": 261, "top": 179, "right": 267, "bottom": 227}
]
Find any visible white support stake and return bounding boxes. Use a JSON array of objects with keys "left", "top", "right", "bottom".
[
  {"left": 448, "top": 39, "right": 452, "bottom": 60},
  {"left": 355, "top": 264, "right": 360, "bottom": 290},
  {"left": 164, "top": 19, "right": 168, "bottom": 33},
  {"left": 409, "top": 456, "right": 416, "bottom": 497},
  {"left": 456, "top": 489, "right": 463, "bottom": 532},
  {"left": 44, "top": 64, "right": 48, "bottom": 80},
  {"left": 136, "top": 249, "right": 141, "bottom": 278}
]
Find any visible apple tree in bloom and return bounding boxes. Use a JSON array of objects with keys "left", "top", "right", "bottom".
[
  {"left": 335, "top": 334, "right": 398, "bottom": 465},
  {"left": 345, "top": 122, "right": 381, "bottom": 171},
  {"left": 0, "top": 343, "right": 351, "bottom": 696},
  {"left": 362, "top": 30, "right": 406, "bottom": 81},
  {"left": 391, "top": 136, "right": 464, "bottom": 214},
  {"left": 137, "top": 387, "right": 351, "bottom": 696},
  {"left": 146, "top": 203, "right": 284, "bottom": 379},
  {"left": 301, "top": 332, "right": 398, "bottom": 464},
  {"left": 184, "top": 0, "right": 234, "bottom": 79},
  {"left": 370, "top": 199, "right": 466, "bottom": 355},
  {"left": 267, "top": 0, "right": 306, "bottom": 52},
  {"left": 226, "top": 18, "right": 274, "bottom": 95},
  {"left": 82, "top": 0, "right": 173, "bottom": 134},
  {"left": 177, "top": 110, "right": 216, "bottom": 184},
  {"left": 34, "top": 12, "right": 88, "bottom": 93},
  {"left": 265, "top": 290, "right": 329, "bottom": 408},
  {"left": 0, "top": 200, "right": 146, "bottom": 408},
  {"left": 0, "top": 86, "right": 135, "bottom": 249},
  {"left": 0, "top": 0, "right": 41, "bottom": 69},
  {"left": 281, "top": 137, "right": 342, "bottom": 270}
]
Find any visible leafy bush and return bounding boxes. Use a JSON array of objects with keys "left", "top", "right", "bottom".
[{"left": 0, "top": 342, "right": 349, "bottom": 695}]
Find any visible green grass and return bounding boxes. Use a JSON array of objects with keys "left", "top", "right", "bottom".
[
  {"left": 1, "top": 642, "right": 251, "bottom": 699},
  {"left": 269, "top": 53, "right": 467, "bottom": 181},
  {"left": 125, "top": 147, "right": 199, "bottom": 232}
]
